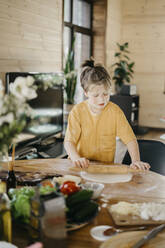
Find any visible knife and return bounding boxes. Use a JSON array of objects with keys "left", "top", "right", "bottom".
[{"left": 132, "top": 224, "right": 165, "bottom": 248}]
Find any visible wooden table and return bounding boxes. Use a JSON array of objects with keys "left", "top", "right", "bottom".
[{"left": 1, "top": 158, "right": 165, "bottom": 248}]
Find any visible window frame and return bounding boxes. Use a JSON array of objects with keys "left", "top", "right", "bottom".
[{"left": 63, "top": 0, "right": 94, "bottom": 60}]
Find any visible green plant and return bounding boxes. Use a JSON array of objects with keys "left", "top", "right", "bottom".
[
  {"left": 112, "top": 42, "right": 135, "bottom": 91},
  {"left": 34, "top": 73, "right": 63, "bottom": 90},
  {"left": 0, "top": 76, "right": 37, "bottom": 157},
  {"left": 64, "top": 38, "right": 77, "bottom": 104}
]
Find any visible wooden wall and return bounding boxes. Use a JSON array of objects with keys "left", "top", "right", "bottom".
[
  {"left": 106, "top": 0, "right": 165, "bottom": 128},
  {"left": 93, "top": 0, "right": 107, "bottom": 65},
  {"left": 0, "top": 0, "right": 63, "bottom": 83},
  {"left": 122, "top": 0, "right": 165, "bottom": 128},
  {"left": 105, "top": 0, "right": 122, "bottom": 92}
]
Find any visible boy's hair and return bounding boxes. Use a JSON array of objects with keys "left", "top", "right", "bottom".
[{"left": 80, "top": 58, "right": 111, "bottom": 91}]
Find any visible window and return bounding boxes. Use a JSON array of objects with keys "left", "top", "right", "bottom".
[{"left": 63, "top": 0, "right": 93, "bottom": 102}]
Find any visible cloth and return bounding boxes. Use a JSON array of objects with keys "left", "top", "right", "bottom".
[{"left": 64, "top": 101, "right": 136, "bottom": 163}]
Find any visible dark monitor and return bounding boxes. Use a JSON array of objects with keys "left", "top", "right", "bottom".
[{"left": 5, "top": 72, "right": 64, "bottom": 138}]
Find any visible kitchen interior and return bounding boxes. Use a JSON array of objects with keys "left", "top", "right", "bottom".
[
  {"left": 0, "top": 0, "right": 165, "bottom": 161},
  {"left": 0, "top": 0, "right": 165, "bottom": 247}
]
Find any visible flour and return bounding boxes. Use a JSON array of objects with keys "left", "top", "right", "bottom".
[
  {"left": 110, "top": 201, "right": 165, "bottom": 221},
  {"left": 80, "top": 172, "right": 132, "bottom": 183}
]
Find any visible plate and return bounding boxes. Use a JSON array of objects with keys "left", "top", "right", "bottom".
[
  {"left": 80, "top": 171, "right": 132, "bottom": 184},
  {"left": 0, "top": 170, "right": 62, "bottom": 186},
  {"left": 0, "top": 242, "right": 18, "bottom": 248},
  {"left": 66, "top": 222, "right": 88, "bottom": 231},
  {"left": 90, "top": 225, "right": 112, "bottom": 241},
  {"left": 100, "top": 230, "right": 165, "bottom": 248},
  {"left": 67, "top": 205, "right": 100, "bottom": 231}
]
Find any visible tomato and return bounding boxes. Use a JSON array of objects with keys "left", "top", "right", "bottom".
[{"left": 60, "top": 181, "right": 80, "bottom": 195}]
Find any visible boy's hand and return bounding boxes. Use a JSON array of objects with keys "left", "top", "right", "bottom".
[
  {"left": 26, "top": 242, "right": 43, "bottom": 248},
  {"left": 130, "top": 161, "right": 150, "bottom": 170},
  {"left": 72, "top": 157, "right": 90, "bottom": 168}
]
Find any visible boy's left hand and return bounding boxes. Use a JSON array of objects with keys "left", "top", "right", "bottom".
[{"left": 130, "top": 161, "right": 150, "bottom": 170}]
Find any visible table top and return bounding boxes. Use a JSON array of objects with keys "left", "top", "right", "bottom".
[{"left": 1, "top": 158, "right": 165, "bottom": 248}]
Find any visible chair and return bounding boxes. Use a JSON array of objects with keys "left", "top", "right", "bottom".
[{"left": 122, "top": 139, "right": 165, "bottom": 175}]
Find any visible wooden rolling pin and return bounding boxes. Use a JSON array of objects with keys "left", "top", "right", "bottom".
[{"left": 69, "top": 164, "right": 145, "bottom": 174}]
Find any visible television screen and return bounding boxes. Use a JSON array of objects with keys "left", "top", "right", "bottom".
[{"left": 5, "top": 72, "right": 64, "bottom": 137}]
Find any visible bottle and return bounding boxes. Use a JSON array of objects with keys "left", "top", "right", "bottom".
[
  {"left": 0, "top": 182, "right": 12, "bottom": 243},
  {"left": 29, "top": 186, "right": 44, "bottom": 244},
  {"left": 6, "top": 162, "right": 16, "bottom": 194}
]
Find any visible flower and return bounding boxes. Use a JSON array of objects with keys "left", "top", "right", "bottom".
[
  {"left": 0, "top": 76, "right": 37, "bottom": 157},
  {"left": 9, "top": 76, "right": 37, "bottom": 102}
]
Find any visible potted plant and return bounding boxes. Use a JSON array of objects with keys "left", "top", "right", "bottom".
[
  {"left": 111, "top": 42, "right": 135, "bottom": 94},
  {"left": 64, "top": 38, "right": 77, "bottom": 105}
]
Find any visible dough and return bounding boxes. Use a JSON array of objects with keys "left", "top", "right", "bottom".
[{"left": 80, "top": 171, "right": 132, "bottom": 184}]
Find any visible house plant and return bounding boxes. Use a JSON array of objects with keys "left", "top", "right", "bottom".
[
  {"left": 0, "top": 76, "right": 37, "bottom": 159},
  {"left": 111, "top": 42, "right": 135, "bottom": 94},
  {"left": 63, "top": 38, "right": 77, "bottom": 105}
]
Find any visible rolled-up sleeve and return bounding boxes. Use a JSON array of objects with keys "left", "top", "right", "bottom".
[
  {"left": 116, "top": 107, "right": 136, "bottom": 144},
  {"left": 64, "top": 107, "right": 81, "bottom": 145}
]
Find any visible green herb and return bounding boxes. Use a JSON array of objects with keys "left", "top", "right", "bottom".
[{"left": 9, "top": 187, "right": 35, "bottom": 223}]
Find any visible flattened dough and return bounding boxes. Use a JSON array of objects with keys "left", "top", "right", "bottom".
[{"left": 80, "top": 171, "right": 132, "bottom": 184}]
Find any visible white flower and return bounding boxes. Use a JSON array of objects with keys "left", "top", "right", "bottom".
[
  {"left": 0, "top": 79, "right": 4, "bottom": 94},
  {"left": 0, "top": 74, "right": 54, "bottom": 156},
  {"left": 9, "top": 76, "right": 37, "bottom": 102},
  {"left": 0, "top": 112, "right": 14, "bottom": 125},
  {"left": 0, "top": 99, "right": 3, "bottom": 112}
]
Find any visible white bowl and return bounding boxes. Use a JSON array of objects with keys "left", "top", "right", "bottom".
[
  {"left": 82, "top": 182, "right": 104, "bottom": 199},
  {"left": 90, "top": 225, "right": 111, "bottom": 241}
]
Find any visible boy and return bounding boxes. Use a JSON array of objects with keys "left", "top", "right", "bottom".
[{"left": 64, "top": 59, "right": 150, "bottom": 170}]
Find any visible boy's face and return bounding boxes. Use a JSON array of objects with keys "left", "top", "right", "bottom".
[{"left": 85, "top": 84, "right": 111, "bottom": 112}]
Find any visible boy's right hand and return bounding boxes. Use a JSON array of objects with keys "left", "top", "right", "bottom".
[{"left": 72, "top": 157, "right": 89, "bottom": 168}]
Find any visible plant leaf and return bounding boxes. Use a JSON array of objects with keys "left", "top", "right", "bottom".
[{"left": 115, "top": 52, "right": 121, "bottom": 57}]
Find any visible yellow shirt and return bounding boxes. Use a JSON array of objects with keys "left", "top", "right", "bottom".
[{"left": 64, "top": 101, "right": 136, "bottom": 163}]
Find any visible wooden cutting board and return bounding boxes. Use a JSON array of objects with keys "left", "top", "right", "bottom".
[
  {"left": 100, "top": 230, "right": 165, "bottom": 248},
  {"left": 108, "top": 204, "right": 165, "bottom": 226},
  {"left": 109, "top": 211, "right": 165, "bottom": 226}
]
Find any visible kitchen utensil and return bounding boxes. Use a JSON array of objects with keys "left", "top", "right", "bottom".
[
  {"left": 103, "top": 225, "right": 147, "bottom": 236},
  {"left": 70, "top": 164, "right": 144, "bottom": 174},
  {"left": 90, "top": 225, "right": 113, "bottom": 241},
  {"left": 108, "top": 202, "right": 165, "bottom": 226},
  {"left": 132, "top": 224, "right": 165, "bottom": 248},
  {"left": 100, "top": 230, "right": 165, "bottom": 248}
]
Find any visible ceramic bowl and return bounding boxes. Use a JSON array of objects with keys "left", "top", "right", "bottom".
[{"left": 82, "top": 182, "right": 104, "bottom": 199}]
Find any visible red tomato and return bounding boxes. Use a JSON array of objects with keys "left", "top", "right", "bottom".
[{"left": 60, "top": 181, "right": 80, "bottom": 195}]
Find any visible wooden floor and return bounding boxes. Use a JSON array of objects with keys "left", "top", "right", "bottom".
[{"left": 115, "top": 128, "right": 165, "bottom": 163}]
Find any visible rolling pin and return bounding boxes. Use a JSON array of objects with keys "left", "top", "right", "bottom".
[{"left": 69, "top": 164, "right": 145, "bottom": 174}]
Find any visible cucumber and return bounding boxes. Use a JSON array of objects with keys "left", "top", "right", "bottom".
[
  {"left": 67, "top": 200, "right": 90, "bottom": 218},
  {"left": 66, "top": 189, "right": 93, "bottom": 207},
  {"left": 72, "top": 200, "right": 98, "bottom": 223}
]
